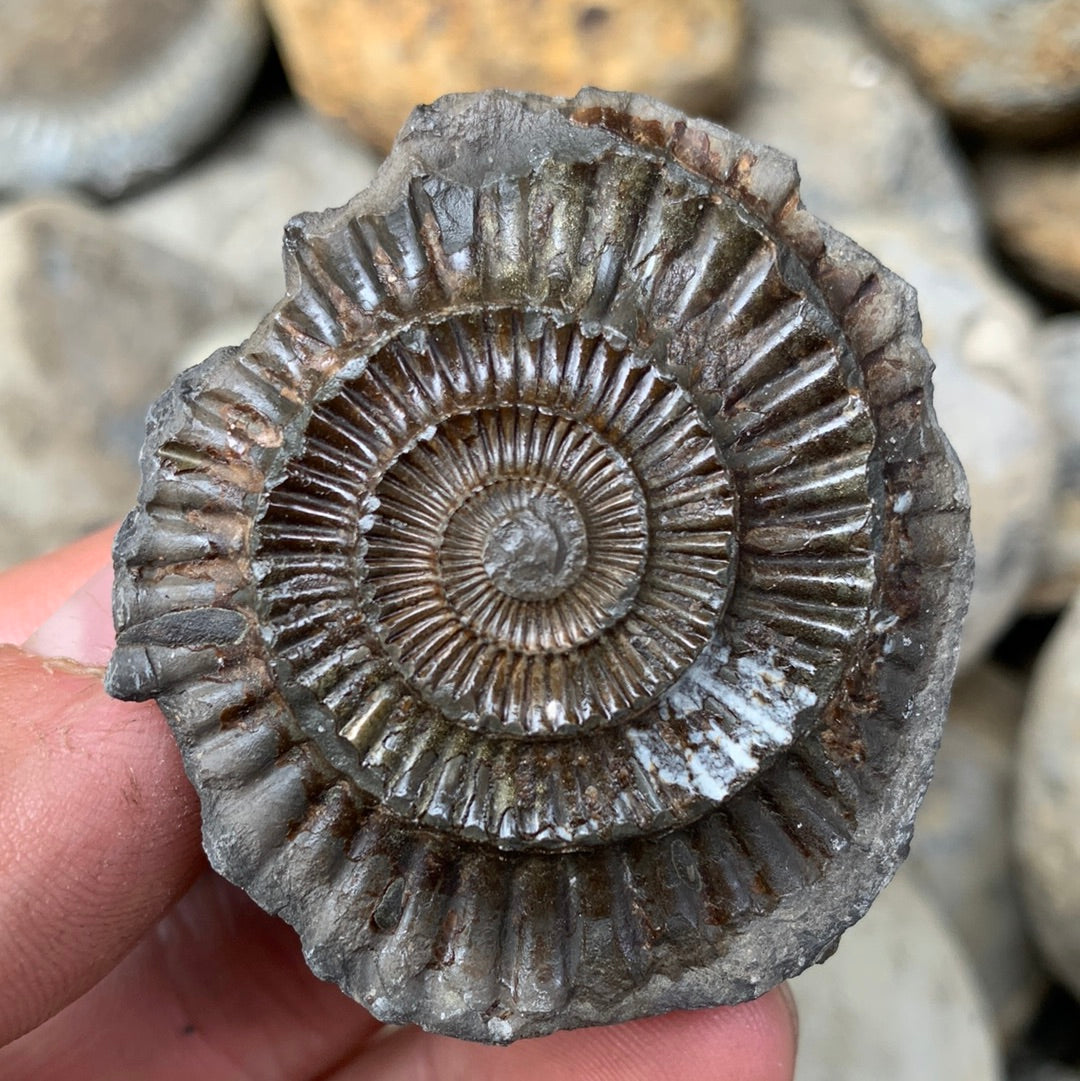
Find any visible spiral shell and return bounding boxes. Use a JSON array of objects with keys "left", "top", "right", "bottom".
[
  {"left": 0, "top": 0, "right": 267, "bottom": 197},
  {"left": 106, "top": 89, "right": 973, "bottom": 1042}
]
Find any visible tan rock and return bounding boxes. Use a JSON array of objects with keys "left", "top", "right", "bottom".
[
  {"left": 263, "top": 0, "right": 745, "bottom": 151},
  {"left": 850, "top": 0, "right": 1080, "bottom": 139},
  {"left": 980, "top": 146, "right": 1080, "bottom": 306}
]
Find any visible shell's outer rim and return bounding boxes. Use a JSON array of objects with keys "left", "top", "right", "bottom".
[
  {"left": 0, "top": 0, "right": 268, "bottom": 198},
  {"left": 106, "top": 87, "right": 973, "bottom": 1042}
]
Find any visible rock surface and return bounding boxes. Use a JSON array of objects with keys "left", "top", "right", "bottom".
[
  {"left": 263, "top": 0, "right": 746, "bottom": 151},
  {"left": 1016, "top": 593, "right": 1080, "bottom": 1001},
  {"left": 980, "top": 146, "right": 1080, "bottom": 306},
  {"left": 0, "top": 0, "right": 267, "bottom": 197},
  {"left": 1029, "top": 316, "right": 1080, "bottom": 611},
  {"left": 906, "top": 664, "right": 1046, "bottom": 1041},
  {"left": 840, "top": 220, "right": 1055, "bottom": 668},
  {"left": 849, "top": 0, "right": 1080, "bottom": 138},
  {"left": 737, "top": 0, "right": 982, "bottom": 250},
  {"left": 117, "top": 102, "right": 380, "bottom": 309},
  {"left": 0, "top": 198, "right": 246, "bottom": 569},
  {"left": 790, "top": 870, "right": 1003, "bottom": 1081}
]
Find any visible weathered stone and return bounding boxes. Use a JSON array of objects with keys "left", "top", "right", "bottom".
[
  {"left": 0, "top": 198, "right": 247, "bottom": 569},
  {"left": 790, "top": 870, "right": 1004, "bottom": 1081},
  {"left": 263, "top": 0, "right": 746, "bottom": 152},
  {"left": 117, "top": 102, "right": 380, "bottom": 309},
  {"left": 1015, "top": 592, "right": 1080, "bottom": 1001},
  {"left": 736, "top": 0, "right": 982, "bottom": 250},
  {"left": 838, "top": 219, "right": 1055, "bottom": 668},
  {"left": 105, "top": 89, "right": 973, "bottom": 1043},
  {"left": 1029, "top": 316, "right": 1080, "bottom": 611},
  {"left": 0, "top": 0, "right": 267, "bottom": 197},
  {"left": 906, "top": 665, "right": 1046, "bottom": 1041},
  {"left": 980, "top": 147, "right": 1080, "bottom": 306},
  {"left": 850, "top": 0, "right": 1080, "bottom": 139}
]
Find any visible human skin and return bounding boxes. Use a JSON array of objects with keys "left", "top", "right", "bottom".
[{"left": 0, "top": 526, "right": 797, "bottom": 1081}]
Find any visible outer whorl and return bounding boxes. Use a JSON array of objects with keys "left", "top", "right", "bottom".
[{"left": 106, "top": 88, "right": 974, "bottom": 1043}]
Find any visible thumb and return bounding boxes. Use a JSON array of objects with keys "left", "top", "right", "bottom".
[
  {"left": 22, "top": 564, "right": 116, "bottom": 668},
  {"left": 0, "top": 550, "right": 202, "bottom": 1048}
]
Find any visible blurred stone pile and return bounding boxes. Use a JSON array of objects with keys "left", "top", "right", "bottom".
[{"left": 1, "top": 0, "right": 1078, "bottom": 1078}]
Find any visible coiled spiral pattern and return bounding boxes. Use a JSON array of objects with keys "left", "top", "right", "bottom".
[
  {"left": 257, "top": 312, "right": 734, "bottom": 743},
  {"left": 106, "top": 89, "right": 973, "bottom": 1042}
]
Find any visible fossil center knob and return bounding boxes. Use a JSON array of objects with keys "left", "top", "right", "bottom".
[{"left": 480, "top": 488, "right": 588, "bottom": 601}]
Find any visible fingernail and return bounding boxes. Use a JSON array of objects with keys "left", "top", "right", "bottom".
[{"left": 23, "top": 564, "right": 116, "bottom": 668}]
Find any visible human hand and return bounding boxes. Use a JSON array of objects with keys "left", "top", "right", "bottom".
[{"left": 0, "top": 528, "right": 798, "bottom": 1081}]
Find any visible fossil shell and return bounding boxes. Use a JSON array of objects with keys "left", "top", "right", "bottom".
[
  {"left": 106, "top": 88, "right": 974, "bottom": 1043},
  {"left": 0, "top": 0, "right": 267, "bottom": 197}
]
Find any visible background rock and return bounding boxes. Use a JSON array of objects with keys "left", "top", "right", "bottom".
[
  {"left": 1015, "top": 593, "right": 1080, "bottom": 1002},
  {"left": 117, "top": 101, "right": 380, "bottom": 309},
  {"left": 263, "top": 0, "right": 746, "bottom": 152},
  {"left": 1012, "top": 1058, "right": 1080, "bottom": 1081},
  {"left": 790, "top": 870, "right": 1003, "bottom": 1081},
  {"left": 849, "top": 0, "right": 1080, "bottom": 139},
  {"left": 980, "top": 147, "right": 1080, "bottom": 307},
  {"left": 0, "top": 0, "right": 267, "bottom": 197},
  {"left": 906, "top": 665, "right": 1046, "bottom": 1041},
  {"left": 1008, "top": 986, "right": 1080, "bottom": 1081},
  {"left": 737, "top": 0, "right": 982, "bottom": 250},
  {"left": 1028, "top": 317, "right": 1080, "bottom": 610},
  {"left": 837, "top": 220, "right": 1055, "bottom": 668},
  {"left": 0, "top": 198, "right": 247, "bottom": 569}
]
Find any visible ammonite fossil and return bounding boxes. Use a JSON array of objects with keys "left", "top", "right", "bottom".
[
  {"left": 0, "top": 0, "right": 266, "bottom": 197},
  {"left": 106, "top": 88, "right": 974, "bottom": 1043}
]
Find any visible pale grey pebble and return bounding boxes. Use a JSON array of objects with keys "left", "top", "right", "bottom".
[
  {"left": 790, "top": 869, "right": 1004, "bottom": 1081},
  {"left": 906, "top": 664, "right": 1047, "bottom": 1043},
  {"left": 117, "top": 101, "right": 381, "bottom": 310},
  {"left": 0, "top": 197, "right": 249, "bottom": 570},
  {"left": 737, "top": 0, "right": 983, "bottom": 251},
  {"left": 0, "top": 0, "right": 267, "bottom": 198},
  {"left": 1028, "top": 316, "right": 1080, "bottom": 611},
  {"left": 1015, "top": 592, "right": 1080, "bottom": 1002}
]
